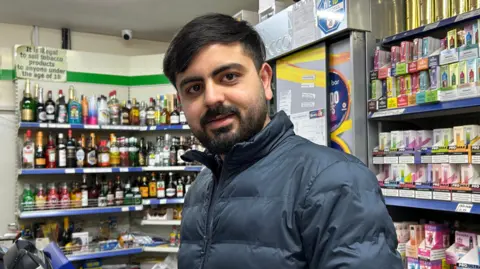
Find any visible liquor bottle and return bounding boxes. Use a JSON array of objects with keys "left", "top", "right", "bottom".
[
  {"left": 57, "top": 133, "right": 67, "bottom": 168},
  {"left": 148, "top": 142, "right": 156, "bottom": 167},
  {"left": 146, "top": 98, "right": 156, "bottom": 126},
  {"left": 67, "top": 86, "right": 82, "bottom": 124},
  {"left": 23, "top": 183, "right": 35, "bottom": 211},
  {"left": 98, "top": 140, "right": 110, "bottom": 167},
  {"left": 66, "top": 130, "right": 77, "bottom": 168},
  {"left": 163, "top": 134, "right": 172, "bottom": 167},
  {"left": 155, "top": 95, "right": 162, "bottom": 125},
  {"left": 166, "top": 172, "right": 177, "bottom": 198},
  {"left": 47, "top": 183, "right": 59, "bottom": 209},
  {"left": 56, "top": 90, "right": 68, "bottom": 123},
  {"left": 121, "top": 100, "right": 130, "bottom": 125},
  {"left": 35, "top": 183, "right": 46, "bottom": 210},
  {"left": 140, "top": 176, "right": 149, "bottom": 198},
  {"left": 46, "top": 132, "right": 56, "bottom": 168},
  {"left": 124, "top": 178, "right": 134, "bottom": 205},
  {"left": 139, "top": 101, "right": 147, "bottom": 126},
  {"left": 98, "top": 177, "right": 108, "bottom": 207},
  {"left": 176, "top": 176, "right": 185, "bottom": 198},
  {"left": 177, "top": 136, "right": 186, "bottom": 166},
  {"left": 138, "top": 138, "right": 147, "bottom": 167},
  {"left": 107, "top": 179, "right": 115, "bottom": 206},
  {"left": 179, "top": 102, "right": 187, "bottom": 125},
  {"left": 119, "top": 137, "right": 130, "bottom": 167},
  {"left": 45, "top": 91, "right": 56, "bottom": 123},
  {"left": 130, "top": 98, "right": 140, "bottom": 125},
  {"left": 97, "top": 95, "right": 110, "bottom": 125},
  {"left": 132, "top": 177, "right": 142, "bottom": 205},
  {"left": 169, "top": 137, "right": 178, "bottom": 166},
  {"left": 33, "top": 83, "right": 39, "bottom": 120},
  {"left": 115, "top": 176, "right": 124, "bottom": 206},
  {"left": 161, "top": 98, "right": 171, "bottom": 125},
  {"left": 155, "top": 136, "right": 163, "bottom": 166},
  {"left": 108, "top": 90, "right": 121, "bottom": 125},
  {"left": 149, "top": 173, "right": 158, "bottom": 198},
  {"left": 185, "top": 175, "right": 193, "bottom": 195},
  {"left": 34, "top": 131, "right": 46, "bottom": 168},
  {"left": 81, "top": 174, "right": 89, "bottom": 207},
  {"left": 59, "top": 182, "right": 70, "bottom": 209},
  {"left": 81, "top": 95, "right": 89, "bottom": 124},
  {"left": 36, "top": 88, "right": 47, "bottom": 123},
  {"left": 76, "top": 134, "right": 86, "bottom": 168},
  {"left": 70, "top": 182, "right": 82, "bottom": 208},
  {"left": 170, "top": 96, "right": 180, "bottom": 125},
  {"left": 88, "top": 94, "right": 98, "bottom": 125},
  {"left": 20, "top": 80, "right": 35, "bottom": 122},
  {"left": 86, "top": 133, "right": 97, "bottom": 167},
  {"left": 157, "top": 173, "right": 166, "bottom": 199},
  {"left": 129, "top": 137, "right": 139, "bottom": 167},
  {"left": 89, "top": 175, "right": 101, "bottom": 206},
  {"left": 109, "top": 134, "right": 120, "bottom": 167}
]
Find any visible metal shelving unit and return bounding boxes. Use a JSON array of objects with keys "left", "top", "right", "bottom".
[
  {"left": 19, "top": 166, "right": 202, "bottom": 175},
  {"left": 18, "top": 205, "right": 144, "bottom": 219},
  {"left": 66, "top": 248, "right": 144, "bottom": 262}
]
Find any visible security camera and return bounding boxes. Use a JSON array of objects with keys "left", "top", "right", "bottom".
[{"left": 122, "top": 29, "right": 133, "bottom": 40}]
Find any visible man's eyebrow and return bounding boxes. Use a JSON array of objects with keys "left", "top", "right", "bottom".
[
  {"left": 211, "top": 63, "right": 245, "bottom": 77},
  {"left": 178, "top": 76, "right": 203, "bottom": 89}
]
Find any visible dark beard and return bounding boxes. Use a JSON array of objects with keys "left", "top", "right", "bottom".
[{"left": 192, "top": 97, "right": 268, "bottom": 155}]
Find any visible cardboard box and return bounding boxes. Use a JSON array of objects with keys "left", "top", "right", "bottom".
[
  {"left": 417, "top": 130, "right": 433, "bottom": 148},
  {"left": 467, "top": 58, "right": 477, "bottom": 83},
  {"left": 459, "top": 61, "right": 467, "bottom": 85},
  {"left": 450, "top": 63, "right": 459, "bottom": 87},
  {"left": 379, "top": 132, "right": 391, "bottom": 151},
  {"left": 440, "top": 65, "right": 449, "bottom": 88},
  {"left": 448, "top": 29, "right": 458, "bottom": 49}
]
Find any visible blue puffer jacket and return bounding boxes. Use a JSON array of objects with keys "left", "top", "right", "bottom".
[{"left": 179, "top": 111, "right": 403, "bottom": 269}]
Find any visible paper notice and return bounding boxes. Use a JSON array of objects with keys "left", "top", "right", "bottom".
[
  {"left": 279, "top": 89, "right": 292, "bottom": 115},
  {"left": 290, "top": 109, "right": 327, "bottom": 146}
]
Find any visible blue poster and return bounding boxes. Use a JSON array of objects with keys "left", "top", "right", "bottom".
[{"left": 317, "top": 0, "right": 346, "bottom": 34}]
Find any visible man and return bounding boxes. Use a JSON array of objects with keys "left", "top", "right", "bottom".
[{"left": 163, "top": 13, "right": 403, "bottom": 269}]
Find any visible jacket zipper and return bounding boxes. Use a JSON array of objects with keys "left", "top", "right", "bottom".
[{"left": 199, "top": 175, "right": 219, "bottom": 269}]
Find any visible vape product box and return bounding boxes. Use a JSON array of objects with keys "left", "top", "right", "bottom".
[
  {"left": 371, "top": 80, "right": 382, "bottom": 99},
  {"left": 467, "top": 58, "right": 477, "bottom": 83},
  {"left": 432, "top": 164, "right": 443, "bottom": 184},
  {"left": 429, "top": 66, "right": 440, "bottom": 89},
  {"left": 465, "top": 24, "right": 474, "bottom": 46},
  {"left": 410, "top": 224, "right": 425, "bottom": 246},
  {"left": 398, "top": 164, "right": 416, "bottom": 183},
  {"left": 377, "top": 164, "right": 390, "bottom": 182},
  {"left": 417, "top": 130, "right": 433, "bottom": 148},
  {"left": 456, "top": 232, "right": 477, "bottom": 252},
  {"left": 413, "top": 38, "right": 422, "bottom": 60},
  {"left": 422, "top": 37, "right": 441, "bottom": 57},
  {"left": 403, "top": 130, "right": 418, "bottom": 149},
  {"left": 416, "top": 164, "right": 427, "bottom": 183},
  {"left": 459, "top": 61, "right": 467, "bottom": 85},
  {"left": 405, "top": 74, "right": 412, "bottom": 95},
  {"left": 391, "top": 46, "right": 400, "bottom": 65},
  {"left": 440, "top": 65, "right": 449, "bottom": 88},
  {"left": 374, "top": 47, "right": 391, "bottom": 70},
  {"left": 454, "top": 125, "right": 464, "bottom": 146},
  {"left": 419, "top": 260, "right": 442, "bottom": 269},
  {"left": 441, "top": 163, "right": 459, "bottom": 184},
  {"left": 448, "top": 29, "right": 458, "bottom": 49},
  {"left": 450, "top": 63, "right": 459, "bottom": 87},
  {"left": 455, "top": 125, "right": 479, "bottom": 146},
  {"left": 399, "top": 76, "right": 406, "bottom": 95},
  {"left": 474, "top": 20, "right": 479, "bottom": 44},
  {"left": 390, "top": 164, "right": 399, "bottom": 182},
  {"left": 379, "top": 132, "right": 391, "bottom": 151},
  {"left": 433, "top": 128, "right": 453, "bottom": 147},
  {"left": 391, "top": 130, "right": 405, "bottom": 149},
  {"left": 400, "top": 41, "right": 413, "bottom": 63},
  {"left": 425, "top": 224, "right": 449, "bottom": 249},
  {"left": 386, "top": 77, "right": 397, "bottom": 97},
  {"left": 419, "top": 70, "right": 430, "bottom": 91},
  {"left": 411, "top": 72, "right": 419, "bottom": 93},
  {"left": 460, "top": 164, "right": 480, "bottom": 184}
]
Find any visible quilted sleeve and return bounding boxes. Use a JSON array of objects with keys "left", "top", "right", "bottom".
[{"left": 299, "top": 161, "right": 403, "bottom": 269}]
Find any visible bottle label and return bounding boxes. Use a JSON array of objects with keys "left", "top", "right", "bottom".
[
  {"left": 58, "top": 106, "right": 67, "bottom": 123},
  {"left": 58, "top": 149, "right": 67, "bottom": 166},
  {"left": 76, "top": 150, "right": 85, "bottom": 167},
  {"left": 121, "top": 112, "right": 130, "bottom": 124},
  {"left": 98, "top": 109, "right": 109, "bottom": 124},
  {"left": 160, "top": 115, "right": 167, "bottom": 125},
  {"left": 166, "top": 188, "right": 176, "bottom": 197},
  {"left": 177, "top": 185, "right": 184, "bottom": 198},
  {"left": 87, "top": 150, "right": 97, "bottom": 165},
  {"left": 149, "top": 183, "right": 157, "bottom": 197},
  {"left": 99, "top": 153, "right": 110, "bottom": 165},
  {"left": 180, "top": 114, "right": 187, "bottom": 124},
  {"left": 98, "top": 196, "right": 107, "bottom": 207},
  {"left": 171, "top": 115, "right": 180, "bottom": 124},
  {"left": 69, "top": 104, "right": 80, "bottom": 121},
  {"left": 81, "top": 190, "right": 88, "bottom": 207},
  {"left": 60, "top": 194, "right": 70, "bottom": 208},
  {"left": 46, "top": 105, "right": 55, "bottom": 115},
  {"left": 140, "top": 187, "right": 149, "bottom": 198},
  {"left": 67, "top": 146, "right": 76, "bottom": 159},
  {"left": 48, "top": 195, "right": 59, "bottom": 208},
  {"left": 23, "top": 146, "right": 34, "bottom": 164},
  {"left": 177, "top": 149, "right": 185, "bottom": 165},
  {"left": 147, "top": 111, "right": 155, "bottom": 120},
  {"left": 110, "top": 147, "right": 120, "bottom": 165},
  {"left": 21, "top": 109, "right": 34, "bottom": 121},
  {"left": 157, "top": 182, "right": 165, "bottom": 198},
  {"left": 35, "top": 196, "right": 46, "bottom": 209},
  {"left": 109, "top": 105, "right": 120, "bottom": 119},
  {"left": 48, "top": 149, "right": 56, "bottom": 163},
  {"left": 38, "top": 111, "right": 47, "bottom": 122},
  {"left": 35, "top": 157, "right": 46, "bottom": 166},
  {"left": 139, "top": 153, "right": 145, "bottom": 166},
  {"left": 170, "top": 151, "right": 177, "bottom": 166},
  {"left": 107, "top": 194, "right": 115, "bottom": 205},
  {"left": 149, "top": 155, "right": 156, "bottom": 166},
  {"left": 115, "top": 191, "right": 124, "bottom": 205}
]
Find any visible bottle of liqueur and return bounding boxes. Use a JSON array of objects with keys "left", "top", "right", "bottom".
[
  {"left": 132, "top": 177, "right": 142, "bottom": 205},
  {"left": 124, "top": 178, "right": 134, "bottom": 205},
  {"left": 34, "top": 131, "right": 46, "bottom": 168},
  {"left": 155, "top": 136, "right": 163, "bottom": 166},
  {"left": 169, "top": 137, "right": 178, "bottom": 166},
  {"left": 157, "top": 173, "right": 166, "bottom": 199},
  {"left": 56, "top": 90, "right": 68, "bottom": 124},
  {"left": 47, "top": 183, "right": 59, "bottom": 209},
  {"left": 149, "top": 173, "right": 158, "bottom": 198},
  {"left": 139, "top": 101, "right": 147, "bottom": 126},
  {"left": 70, "top": 182, "right": 82, "bottom": 208},
  {"left": 185, "top": 175, "right": 193, "bottom": 195},
  {"left": 170, "top": 96, "right": 180, "bottom": 125},
  {"left": 33, "top": 84, "right": 39, "bottom": 121},
  {"left": 115, "top": 176, "right": 124, "bottom": 206},
  {"left": 161, "top": 98, "right": 170, "bottom": 125},
  {"left": 97, "top": 95, "right": 110, "bottom": 125},
  {"left": 35, "top": 183, "right": 46, "bottom": 210},
  {"left": 166, "top": 172, "right": 177, "bottom": 198},
  {"left": 121, "top": 100, "right": 130, "bottom": 125},
  {"left": 20, "top": 80, "right": 35, "bottom": 122},
  {"left": 108, "top": 90, "right": 121, "bottom": 125},
  {"left": 67, "top": 86, "right": 82, "bottom": 124},
  {"left": 57, "top": 133, "right": 67, "bottom": 168},
  {"left": 45, "top": 90, "right": 56, "bottom": 123},
  {"left": 59, "top": 182, "right": 70, "bottom": 209},
  {"left": 176, "top": 176, "right": 185, "bottom": 198},
  {"left": 107, "top": 179, "right": 115, "bottom": 206},
  {"left": 66, "top": 130, "right": 77, "bottom": 168},
  {"left": 76, "top": 134, "right": 86, "bottom": 168},
  {"left": 23, "top": 183, "right": 35, "bottom": 211},
  {"left": 98, "top": 178, "right": 108, "bottom": 207},
  {"left": 109, "top": 134, "right": 120, "bottom": 167},
  {"left": 36, "top": 88, "right": 47, "bottom": 123},
  {"left": 81, "top": 174, "right": 89, "bottom": 207},
  {"left": 148, "top": 142, "right": 156, "bottom": 167},
  {"left": 177, "top": 136, "right": 186, "bottom": 166},
  {"left": 89, "top": 175, "right": 101, "bottom": 206},
  {"left": 129, "top": 137, "right": 139, "bottom": 167},
  {"left": 98, "top": 140, "right": 110, "bottom": 167},
  {"left": 155, "top": 95, "right": 162, "bottom": 125},
  {"left": 88, "top": 95, "right": 98, "bottom": 125},
  {"left": 46, "top": 132, "right": 57, "bottom": 168},
  {"left": 140, "top": 176, "right": 149, "bottom": 198},
  {"left": 81, "top": 95, "right": 89, "bottom": 124},
  {"left": 146, "top": 98, "right": 156, "bottom": 126},
  {"left": 119, "top": 137, "right": 130, "bottom": 167},
  {"left": 130, "top": 98, "right": 140, "bottom": 125},
  {"left": 138, "top": 138, "right": 147, "bottom": 167},
  {"left": 86, "top": 133, "right": 97, "bottom": 167}
]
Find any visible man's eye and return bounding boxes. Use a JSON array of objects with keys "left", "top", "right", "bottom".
[
  {"left": 223, "top": 73, "right": 238, "bottom": 82},
  {"left": 186, "top": 84, "right": 202, "bottom": 94}
]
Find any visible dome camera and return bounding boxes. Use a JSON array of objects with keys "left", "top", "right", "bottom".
[{"left": 122, "top": 29, "right": 133, "bottom": 41}]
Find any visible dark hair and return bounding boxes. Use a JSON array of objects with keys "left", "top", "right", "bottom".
[{"left": 163, "top": 13, "right": 266, "bottom": 87}]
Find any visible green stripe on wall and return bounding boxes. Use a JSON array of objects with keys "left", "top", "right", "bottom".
[{"left": 0, "top": 69, "right": 171, "bottom": 86}]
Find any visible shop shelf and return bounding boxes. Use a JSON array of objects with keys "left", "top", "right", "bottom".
[
  {"left": 66, "top": 247, "right": 143, "bottom": 262},
  {"left": 143, "top": 246, "right": 179, "bottom": 253},
  {"left": 19, "top": 166, "right": 202, "bottom": 175},
  {"left": 368, "top": 97, "right": 480, "bottom": 120},
  {"left": 382, "top": 9, "right": 480, "bottom": 45},
  {"left": 140, "top": 220, "right": 181, "bottom": 226},
  {"left": 142, "top": 198, "right": 184, "bottom": 205},
  {"left": 384, "top": 197, "right": 480, "bottom": 214},
  {"left": 18, "top": 205, "right": 144, "bottom": 219},
  {"left": 18, "top": 122, "right": 190, "bottom": 131}
]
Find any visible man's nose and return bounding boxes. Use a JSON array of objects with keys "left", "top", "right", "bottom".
[{"left": 204, "top": 80, "right": 225, "bottom": 107}]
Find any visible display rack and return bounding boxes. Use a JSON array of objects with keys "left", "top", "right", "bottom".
[
  {"left": 140, "top": 219, "right": 181, "bottom": 226},
  {"left": 19, "top": 205, "right": 144, "bottom": 219},
  {"left": 142, "top": 198, "right": 184, "bottom": 205},
  {"left": 19, "top": 166, "right": 202, "bottom": 175},
  {"left": 384, "top": 197, "right": 480, "bottom": 214},
  {"left": 19, "top": 122, "right": 190, "bottom": 131},
  {"left": 66, "top": 248, "right": 144, "bottom": 262}
]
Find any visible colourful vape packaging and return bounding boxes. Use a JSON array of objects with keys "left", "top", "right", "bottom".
[
  {"left": 450, "top": 63, "right": 459, "bottom": 87},
  {"left": 440, "top": 65, "right": 449, "bottom": 88},
  {"left": 467, "top": 58, "right": 477, "bottom": 83},
  {"left": 448, "top": 29, "right": 458, "bottom": 49},
  {"left": 459, "top": 61, "right": 467, "bottom": 85}
]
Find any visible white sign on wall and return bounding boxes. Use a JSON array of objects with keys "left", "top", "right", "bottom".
[{"left": 15, "top": 45, "right": 67, "bottom": 82}]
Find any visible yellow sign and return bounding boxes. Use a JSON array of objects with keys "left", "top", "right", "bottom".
[{"left": 15, "top": 45, "right": 67, "bottom": 82}]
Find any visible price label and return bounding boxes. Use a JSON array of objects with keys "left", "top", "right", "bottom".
[
  {"left": 65, "top": 169, "right": 75, "bottom": 174},
  {"left": 452, "top": 193, "right": 472, "bottom": 203},
  {"left": 121, "top": 206, "right": 130, "bottom": 212},
  {"left": 139, "top": 126, "right": 148, "bottom": 131},
  {"left": 432, "top": 155, "right": 449, "bottom": 163},
  {"left": 56, "top": 124, "right": 71, "bottom": 129},
  {"left": 421, "top": 155, "right": 433, "bottom": 164},
  {"left": 373, "top": 157, "right": 384, "bottom": 164},
  {"left": 149, "top": 126, "right": 158, "bottom": 131},
  {"left": 399, "top": 156, "right": 415, "bottom": 164},
  {"left": 455, "top": 203, "right": 473, "bottom": 213},
  {"left": 120, "top": 168, "right": 129, "bottom": 172},
  {"left": 39, "top": 123, "right": 48, "bottom": 128},
  {"left": 449, "top": 154, "right": 469, "bottom": 164},
  {"left": 96, "top": 168, "right": 112, "bottom": 173},
  {"left": 371, "top": 108, "right": 405, "bottom": 118},
  {"left": 142, "top": 199, "right": 151, "bottom": 205},
  {"left": 84, "top": 125, "right": 100, "bottom": 129},
  {"left": 135, "top": 205, "right": 143, "bottom": 211},
  {"left": 83, "top": 168, "right": 94, "bottom": 173},
  {"left": 182, "top": 125, "right": 190, "bottom": 130},
  {"left": 399, "top": 189, "right": 415, "bottom": 198},
  {"left": 385, "top": 189, "right": 399, "bottom": 197},
  {"left": 415, "top": 190, "right": 433, "bottom": 200},
  {"left": 472, "top": 155, "right": 480, "bottom": 164},
  {"left": 159, "top": 199, "right": 167, "bottom": 205},
  {"left": 433, "top": 191, "right": 451, "bottom": 201},
  {"left": 384, "top": 156, "right": 399, "bottom": 164},
  {"left": 381, "top": 188, "right": 388, "bottom": 196},
  {"left": 472, "top": 193, "right": 480, "bottom": 203}
]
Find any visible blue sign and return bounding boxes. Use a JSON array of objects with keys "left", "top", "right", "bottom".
[
  {"left": 329, "top": 71, "right": 349, "bottom": 132},
  {"left": 317, "top": 0, "right": 346, "bottom": 34}
]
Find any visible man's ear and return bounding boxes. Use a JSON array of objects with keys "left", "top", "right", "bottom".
[
  {"left": 260, "top": 63, "right": 273, "bottom": 101},
  {"left": 177, "top": 92, "right": 182, "bottom": 104}
]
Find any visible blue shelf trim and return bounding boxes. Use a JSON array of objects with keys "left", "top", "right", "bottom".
[
  {"left": 19, "top": 205, "right": 143, "bottom": 219},
  {"left": 142, "top": 198, "right": 184, "bottom": 205},
  {"left": 67, "top": 248, "right": 143, "bottom": 262},
  {"left": 383, "top": 9, "right": 480, "bottom": 45},
  {"left": 19, "top": 122, "right": 189, "bottom": 131},
  {"left": 369, "top": 97, "right": 480, "bottom": 119},
  {"left": 19, "top": 166, "right": 202, "bottom": 175},
  {"left": 385, "top": 197, "right": 480, "bottom": 214}
]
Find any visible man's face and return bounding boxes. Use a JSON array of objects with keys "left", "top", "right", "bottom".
[{"left": 175, "top": 43, "right": 273, "bottom": 155}]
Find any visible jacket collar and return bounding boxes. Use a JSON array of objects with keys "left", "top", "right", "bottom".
[{"left": 182, "top": 111, "right": 294, "bottom": 178}]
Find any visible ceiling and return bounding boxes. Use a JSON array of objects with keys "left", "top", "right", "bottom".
[{"left": 0, "top": 0, "right": 259, "bottom": 42}]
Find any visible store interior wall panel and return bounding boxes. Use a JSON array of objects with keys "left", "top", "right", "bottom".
[
  {"left": 129, "top": 54, "right": 165, "bottom": 76},
  {"left": 129, "top": 85, "right": 177, "bottom": 102},
  {"left": 66, "top": 51, "right": 130, "bottom": 76},
  {"left": 369, "top": 0, "right": 405, "bottom": 41},
  {"left": 0, "top": 81, "right": 15, "bottom": 110}
]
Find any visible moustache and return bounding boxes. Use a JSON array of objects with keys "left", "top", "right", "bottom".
[{"left": 200, "top": 105, "right": 240, "bottom": 127}]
